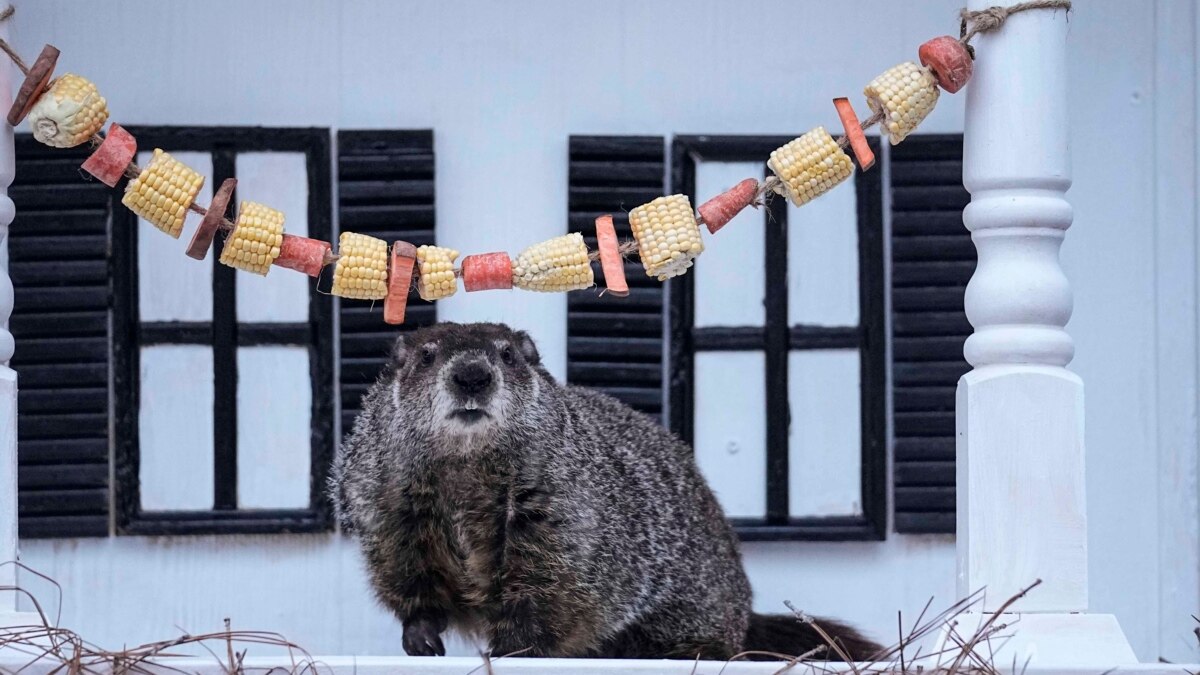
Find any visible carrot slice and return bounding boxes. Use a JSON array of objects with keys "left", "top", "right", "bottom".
[
  {"left": 186, "top": 178, "right": 236, "bottom": 260},
  {"left": 7, "top": 45, "right": 58, "bottom": 126},
  {"left": 462, "top": 252, "right": 513, "bottom": 292},
  {"left": 384, "top": 241, "right": 418, "bottom": 325},
  {"left": 698, "top": 178, "right": 758, "bottom": 234},
  {"left": 595, "top": 215, "right": 628, "bottom": 297},
  {"left": 833, "top": 97, "right": 875, "bottom": 171},
  {"left": 273, "top": 234, "right": 332, "bottom": 277},
  {"left": 919, "top": 36, "right": 973, "bottom": 94}
]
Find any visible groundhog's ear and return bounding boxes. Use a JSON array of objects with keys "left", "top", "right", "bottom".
[
  {"left": 390, "top": 334, "right": 410, "bottom": 368},
  {"left": 514, "top": 330, "right": 540, "bottom": 365}
]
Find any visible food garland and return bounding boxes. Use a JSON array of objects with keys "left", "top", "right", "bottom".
[{"left": 0, "top": 5, "right": 1059, "bottom": 325}]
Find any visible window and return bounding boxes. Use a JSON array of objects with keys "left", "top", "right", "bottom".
[
  {"left": 112, "top": 127, "right": 334, "bottom": 535},
  {"left": 668, "top": 136, "right": 886, "bottom": 541}
]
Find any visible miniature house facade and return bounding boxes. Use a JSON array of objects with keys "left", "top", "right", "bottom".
[{"left": 0, "top": 0, "right": 1197, "bottom": 666}]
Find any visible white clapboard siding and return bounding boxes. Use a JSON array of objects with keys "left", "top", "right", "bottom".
[
  {"left": 787, "top": 177, "right": 859, "bottom": 327},
  {"left": 235, "top": 152, "right": 309, "bottom": 323},
  {"left": 788, "top": 349, "right": 862, "bottom": 517},
  {"left": 237, "top": 346, "right": 312, "bottom": 510},
  {"left": 693, "top": 161, "right": 764, "bottom": 328},
  {"left": 137, "top": 152, "right": 214, "bottom": 323},
  {"left": 693, "top": 351, "right": 766, "bottom": 518},
  {"left": 139, "top": 345, "right": 215, "bottom": 511}
]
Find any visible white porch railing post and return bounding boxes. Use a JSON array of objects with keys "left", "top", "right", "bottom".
[
  {"left": 954, "top": 0, "right": 1136, "bottom": 666},
  {"left": 0, "top": 2, "right": 17, "bottom": 615}
]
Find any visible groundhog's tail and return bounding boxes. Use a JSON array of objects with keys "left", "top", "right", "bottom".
[{"left": 745, "top": 613, "right": 882, "bottom": 662}]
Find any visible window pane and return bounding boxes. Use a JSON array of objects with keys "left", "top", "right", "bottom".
[
  {"left": 693, "top": 161, "right": 765, "bottom": 328},
  {"left": 137, "top": 151, "right": 213, "bottom": 322},
  {"left": 693, "top": 351, "right": 765, "bottom": 518},
  {"left": 139, "top": 345, "right": 214, "bottom": 511},
  {"left": 236, "top": 346, "right": 312, "bottom": 509},
  {"left": 235, "top": 152, "right": 310, "bottom": 323},
  {"left": 788, "top": 349, "right": 862, "bottom": 517},
  {"left": 787, "top": 176, "right": 859, "bottom": 326}
]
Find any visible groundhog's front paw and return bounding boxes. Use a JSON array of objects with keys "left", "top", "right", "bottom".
[{"left": 402, "top": 615, "right": 446, "bottom": 656}]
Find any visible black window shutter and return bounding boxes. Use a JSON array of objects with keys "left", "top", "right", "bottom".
[
  {"left": 890, "top": 134, "right": 973, "bottom": 534},
  {"left": 11, "top": 136, "right": 111, "bottom": 538},
  {"left": 566, "top": 136, "right": 665, "bottom": 418},
  {"left": 336, "top": 130, "right": 436, "bottom": 433}
]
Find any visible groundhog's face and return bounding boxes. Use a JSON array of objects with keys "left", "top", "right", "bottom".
[{"left": 386, "top": 322, "right": 545, "bottom": 444}]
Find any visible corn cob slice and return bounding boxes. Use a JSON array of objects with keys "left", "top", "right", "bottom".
[
  {"left": 767, "top": 127, "right": 854, "bottom": 207},
  {"left": 332, "top": 232, "right": 389, "bottom": 300},
  {"left": 29, "top": 74, "right": 108, "bottom": 148},
  {"left": 122, "top": 149, "right": 205, "bottom": 238},
  {"left": 511, "top": 233, "right": 593, "bottom": 292},
  {"left": 628, "top": 194, "right": 704, "bottom": 281},
  {"left": 864, "top": 62, "right": 940, "bottom": 145},
  {"left": 417, "top": 245, "right": 460, "bottom": 301},
  {"left": 219, "top": 201, "right": 285, "bottom": 275}
]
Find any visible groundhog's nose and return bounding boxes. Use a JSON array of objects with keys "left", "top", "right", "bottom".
[{"left": 451, "top": 361, "right": 493, "bottom": 397}]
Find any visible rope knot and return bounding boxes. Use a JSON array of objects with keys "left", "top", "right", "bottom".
[{"left": 959, "top": 0, "right": 1071, "bottom": 50}]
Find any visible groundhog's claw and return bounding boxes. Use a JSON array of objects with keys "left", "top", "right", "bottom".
[{"left": 402, "top": 616, "right": 446, "bottom": 656}]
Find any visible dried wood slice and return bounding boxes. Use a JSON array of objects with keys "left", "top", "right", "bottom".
[
  {"left": 8, "top": 44, "right": 60, "bottom": 126},
  {"left": 187, "top": 178, "right": 236, "bottom": 260}
]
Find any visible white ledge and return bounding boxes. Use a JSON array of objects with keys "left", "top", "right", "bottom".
[{"left": 2, "top": 655, "right": 1198, "bottom": 675}]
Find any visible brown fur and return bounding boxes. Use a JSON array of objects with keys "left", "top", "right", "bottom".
[{"left": 331, "top": 323, "right": 880, "bottom": 660}]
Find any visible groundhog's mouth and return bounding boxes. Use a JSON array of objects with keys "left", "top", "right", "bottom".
[{"left": 448, "top": 409, "right": 490, "bottom": 424}]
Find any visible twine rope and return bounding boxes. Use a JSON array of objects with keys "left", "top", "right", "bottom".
[
  {"left": 0, "top": 1, "right": 1070, "bottom": 283},
  {"left": 960, "top": 0, "right": 1072, "bottom": 47}
]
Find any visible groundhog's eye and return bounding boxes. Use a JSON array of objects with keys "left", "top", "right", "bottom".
[
  {"left": 420, "top": 346, "right": 437, "bottom": 366},
  {"left": 500, "top": 345, "right": 515, "bottom": 365}
]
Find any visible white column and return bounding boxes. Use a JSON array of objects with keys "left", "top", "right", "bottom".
[
  {"left": 951, "top": 0, "right": 1136, "bottom": 666},
  {"left": 0, "top": 2, "right": 18, "bottom": 615}
]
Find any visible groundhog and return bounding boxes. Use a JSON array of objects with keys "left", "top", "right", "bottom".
[{"left": 331, "top": 322, "right": 880, "bottom": 660}]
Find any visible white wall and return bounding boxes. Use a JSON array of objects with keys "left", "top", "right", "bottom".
[{"left": 8, "top": 0, "right": 1197, "bottom": 663}]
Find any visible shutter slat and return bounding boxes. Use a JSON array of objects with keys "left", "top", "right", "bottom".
[
  {"left": 338, "top": 155, "right": 434, "bottom": 180},
  {"left": 19, "top": 438, "right": 109, "bottom": 464},
  {"left": 893, "top": 287, "right": 967, "bottom": 312},
  {"left": 339, "top": 179, "right": 435, "bottom": 205},
  {"left": 893, "top": 236, "right": 975, "bottom": 262},
  {"left": 892, "top": 261, "right": 975, "bottom": 287},
  {"left": 890, "top": 135, "right": 970, "bottom": 534},
  {"left": 12, "top": 136, "right": 110, "bottom": 538},
  {"left": 893, "top": 311, "right": 973, "bottom": 337},
  {"left": 569, "top": 160, "right": 664, "bottom": 185},
  {"left": 19, "top": 388, "right": 107, "bottom": 413},
  {"left": 893, "top": 386, "right": 957, "bottom": 412},
  {"left": 337, "top": 129, "right": 437, "bottom": 437},
  {"left": 19, "top": 463, "right": 108, "bottom": 489},
  {"left": 893, "top": 336, "right": 968, "bottom": 361},
  {"left": 10, "top": 310, "right": 108, "bottom": 338},
  {"left": 10, "top": 209, "right": 107, "bottom": 235},
  {"left": 337, "top": 204, "right": 436, "bottom": 229},
  {"left": 568, "top": 336, "right": 663, "bottom": 360},
  {"left": 895, "top": 486, "right": 956, "bottom": 510},
  {"left": 892, "top": 211, "right": 965, "bottom": 236},
  {"left": 894, "top": 437, "right": 956, "bottom": 461},
  {"left": 565, "top": 136, "right": 665, "bottom": 418},
  {"left": 568, "top": 362, "right": 661, "bottom": 386},
  {"left": 894, "top": 461, "right": 955, "bottom": 486}
]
